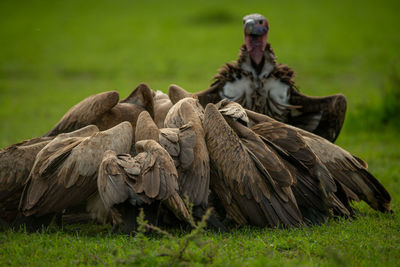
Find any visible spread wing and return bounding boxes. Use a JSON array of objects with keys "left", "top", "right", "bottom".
[
  {"left": 251, "top": 121, "right": 337, "bottom": 193},
  {"left": 246, "top": 109, "right": 391, "bottom": 212},
  {"left": 195, "top": 44, "right": 276, "bottom": 109},
  {"left": 20, "top": 136, "right": 84, "bottom": 216},
  {"left": 194, "top": 59, "right": 242, "bottom": 108},
  {"left": 18, "top": 125, "right": 100, "bottom": 214},
  {"left": 289, "top": 90, "right": 347, "bottom": 143},
  {"left": 301, "top": 133, "right": 391, "bottom": 212},
  {"left": 20, "top": 122, "right": 132, "bottom": 217},
  {"left": 195, "top": 83, "right": 222, "bottom": 108},
  {"left": 252, "top": 125, "right": 351, "bottom": 223},
  {"left": 0, "top": 138, "right": 52, "bottom": 202},
  {"left": 0, "top": 137, "right": 52, "bottom": 222},
  {"left": 248, "top": 111, "right": 390, "bottom": 215},
  {"left": 44, "top": 91, "right": 119, "bottom": 136},
  {"left": 232, "top": 104, "right": 340, "bottom": 213},
  {"left": 203, "top": 104, "right": 302, "bottom": 228}
]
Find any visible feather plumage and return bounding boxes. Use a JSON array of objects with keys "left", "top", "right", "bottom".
[
  {"left": 203, "top": 103, "right": 302, "bottom": 228},
  {"left": 246, "top": 109, "right": 391, "bottom": 213},
  {"left": 44, "top": 83, "right": 154, "bottom": 140},
  {"left": 19, "top": 122, "right": 133, "bottom": 219},
  {"left": 194, "top": 14, "right": 347, "bottom": 142},
  {"left": 97, "top": 141, "right": 190, "bottom": 232}
]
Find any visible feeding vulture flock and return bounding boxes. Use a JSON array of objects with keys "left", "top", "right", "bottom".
[{"left": 0, "top": 14, "right": 392, "bottom": 233}]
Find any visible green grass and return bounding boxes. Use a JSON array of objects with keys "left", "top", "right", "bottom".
[{"left": 0, "top": 0, "right": 399, "bottom": 266}]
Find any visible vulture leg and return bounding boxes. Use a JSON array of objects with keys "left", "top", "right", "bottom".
[
  {"left": 158, "top": 207, "right": 188, "bottom": 229},
  {"left": 142, "top": 201, "right": 161, "bottom": 227},
  {"left": 12, "top": 213, "right": 55, "bottom": 232},
  {"left": 118, "top": 202, "right": 163, "bottom": 235},
  {"left": 192, "top": 206, "right": 227, "bottom": 232},
  {"left": 61, "top": 213, "right": 94, "bottom": 225},
  {"left": 289, "top": 91, "right": 347, "bottom": 142},
  {"left": 0, "top": 218, "right": 9, "bottom": 231},
  {"left": 116, "top": 202, "right": 139, "bottom": 235}
]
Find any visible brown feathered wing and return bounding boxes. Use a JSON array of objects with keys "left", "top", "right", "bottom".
[{"left": 203, "top": 104, "right": 302, "bottom": 228}]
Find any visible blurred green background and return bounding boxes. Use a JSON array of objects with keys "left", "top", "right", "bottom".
[
  {"left": 1, "top": 1, "right": 399, "bottom": 265},
  {"left": 1, "top": 0, "right": 399, "bottom": 147}
]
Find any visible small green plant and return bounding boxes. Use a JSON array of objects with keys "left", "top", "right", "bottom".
[{"left": 117, "top": 201, "right": 216, "bottom": 266}]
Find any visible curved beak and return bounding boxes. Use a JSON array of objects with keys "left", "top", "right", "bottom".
[{"left": 244, "top": 19, "right": 268, "bottom": 36}]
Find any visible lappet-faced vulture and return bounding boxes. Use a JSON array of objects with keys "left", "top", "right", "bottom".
[
  {"left": 195, "top": 14, "right": 347, "bottom": 142},
  {"left": 97, "top": 140, "right": 190, "bottom": 234},
  {"left": 246, "top": 109, "right": 392, "bottom": 214},
  {"left": 203, "top": 103, "right": 302, "bottom": 228},
  {"left": 18, "top": 122, "right": 133, "bottom": 231},
  {"left": 44, "top": 83, "right": 154, "bottom": 140}
]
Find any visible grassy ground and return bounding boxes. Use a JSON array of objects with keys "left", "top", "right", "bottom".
[{"left": 0, "top": 0, "right": 399, "bottom": 266}]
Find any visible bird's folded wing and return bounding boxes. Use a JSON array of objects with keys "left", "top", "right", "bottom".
[{"left": 44, "top": 91, "right": 119, "bottom": 136}]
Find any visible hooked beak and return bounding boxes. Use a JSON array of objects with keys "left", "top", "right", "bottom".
[{"left": 244, "top": 19, "right": 268, "bottom": 36}]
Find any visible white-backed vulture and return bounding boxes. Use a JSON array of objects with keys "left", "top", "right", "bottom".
[
  {"left": 97, "top": 140, "right": 190, "bottom": 234},
  {"left": 215, "top": 100, "right": 351, "bottom": 224},
  {"left": 153, "top": 90, "right": 173, "bottom": 128},
  {"left": 44, "top": 83, "right": 154, "bottom": 140},
  {"left": 136, "top": 109, "right": 226, "bottom": 230},
  {"left": 17, "top": 122, "right": 133, "bottom": 231},
  {"left": 0, "top": 125, "right": 99, "bottom": 226},
  {"left": 203, "top": 103, "right": 303, "bottom": 228},
  {"left": 246, "top": 109, "right": 392, "bottom": 214},
  {"left": 135, "top": 111, "right": 208, "bottom": 208},
  {"left": 0, "top": 137, "right": 53, "bottom": 224}
]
